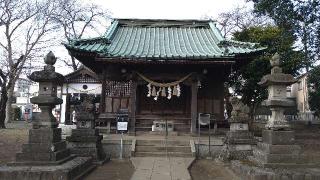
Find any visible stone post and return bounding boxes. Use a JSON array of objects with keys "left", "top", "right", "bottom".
[
  {"left": 226, "top": 97, "right": 255, "bottom": 160},
  {"left": 66, "top": 94, "right": 108, "bottom": 164}
]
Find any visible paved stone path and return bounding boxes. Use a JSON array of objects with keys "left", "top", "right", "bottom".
[
  {"left": 85, "top": 159, "right": 134, "bottom": 180},
  {"left": 130, "top": 157, "right": 194, "bottom": 180}
]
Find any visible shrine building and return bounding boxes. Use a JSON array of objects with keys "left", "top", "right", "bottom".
[{"left": 64, "top": 19, "right": 265, "bottom": 134}]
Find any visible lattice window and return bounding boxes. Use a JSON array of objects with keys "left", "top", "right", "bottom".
[
  {"left": 106, "top": 81, "right": 132, "bottom": 97},
  {"left": 66, "top": 74, "right": 99, "bottom": 83}
]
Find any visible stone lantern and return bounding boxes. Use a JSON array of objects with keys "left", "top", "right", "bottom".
[
  {"left": 250, "top": 53, "right": 301, "bottom": 168},
  {"left": 0, "top": 52, "right": 95, "bottom": 180}
]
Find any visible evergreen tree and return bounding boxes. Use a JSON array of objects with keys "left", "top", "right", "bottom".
[
  {"left": 308, "top": 66, "right": 320, "bottom": 117},
  {"left": 229, "top": 26, "right": 303, "bottom": 111},
  {"left": 251, "top": 0, "right": 320, "bottom": 71}
]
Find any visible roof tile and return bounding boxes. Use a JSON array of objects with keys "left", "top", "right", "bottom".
[{"left": 65, "top": 19, "right": 266, "bottom": 60}]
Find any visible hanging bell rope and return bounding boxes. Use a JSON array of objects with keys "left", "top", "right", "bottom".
[
  {"left": 136, "top": 72, "right": 193, "bottom": 100},
  {"left": 136, "top": 72, "right": 193, "bottom": 87}
]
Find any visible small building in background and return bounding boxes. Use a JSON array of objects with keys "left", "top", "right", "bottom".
[
  {"left": 60, "top": 66, "right": 101, "bottom": 124},
  {"left": 289, "top": 73, "right": 318, "bottom": 122},
  {"left": 12, "top": 78, "right": 36, "bottom": 121}
]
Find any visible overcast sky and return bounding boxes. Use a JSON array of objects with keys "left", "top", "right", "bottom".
[
  {"left": 90, "top": 0, "right": 251, "bottom": 19},
  {"left": 55, "top": 0, "right": 251, "bottom": 75}
]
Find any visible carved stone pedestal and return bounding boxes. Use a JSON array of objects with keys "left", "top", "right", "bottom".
[
  {"left": 67, "top": 129, "right": 108, "bottom": 164},
  {"left": 250, "top": 130, "right": 301, "bottom": 168},
  {"left": 66, "top": 94, "right": 108, "bottom": 164},
  {"left": 15, "top": 128, "right": 71, "bottom": 165},
  {"left": 226, "top": 97, "right": 255, "bottom": 160}
]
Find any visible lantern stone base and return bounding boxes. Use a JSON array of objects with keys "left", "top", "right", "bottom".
[
  {"left": 226, "top": 130, "right": 255, "bottom": 160},
  {"left": 249, "top": 130, "right": 303, "bottom": 168},
  {"left": 66, "top": 129, "right": 108, "bottom": 164},
  {"left": 225, "top": 118, "right": 255, "bottom": 160},
  {"left": 14, "top": 128, "right": 72, "bottom": 165},
  {"left": 0, "top": 157, "right": 95, "bottom": 180},
  {"left": 0, "top": 127, "right": 96, "bottom": 180},
  {"left": 231, "top": 130, "right": 320, "bottom": 179}
]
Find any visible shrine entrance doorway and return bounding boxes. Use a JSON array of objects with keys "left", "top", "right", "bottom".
[{"left": 135, "top": 84, "right": 191, "bottom": 134}]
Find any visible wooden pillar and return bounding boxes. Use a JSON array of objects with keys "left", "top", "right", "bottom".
[
  {"left": 65, "top": 93, "right": 71, "bottom": 125},
  {"left": 99, "top": 70, "right": 107, "bottom": 114},
  {"left": 191, "top": 81, "right": 198, "bottom": 134},
  {"left": 129, "top": 80, "right": 137, "bottom": 135}
]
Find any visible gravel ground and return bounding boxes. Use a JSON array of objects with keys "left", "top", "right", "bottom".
[{"left": 0, "top": 122, "right": 29, "bottom": 164}]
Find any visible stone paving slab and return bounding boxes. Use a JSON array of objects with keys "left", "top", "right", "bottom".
[{"left": 130, "top": 157, "right": 194, "bottom": 180}]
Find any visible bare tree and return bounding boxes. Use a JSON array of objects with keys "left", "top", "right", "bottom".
[
  {"left": 0, "top": 0, "right": 58, "bottom": 127},
  {"left": 52, "top": 0, "right": 111, "bottom": 71},
  {"left": 215, "top": 7, "right": 274, "bottom": 37}
]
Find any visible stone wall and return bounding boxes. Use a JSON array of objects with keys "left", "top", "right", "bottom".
[
  {"left": 102, "top": 140, "right": 132, "bottom": 158},
  {"left": 194, "top": 139, "right": 224, "bottom": 158}
]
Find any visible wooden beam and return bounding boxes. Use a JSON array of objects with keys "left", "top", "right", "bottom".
[
  {"left": 65, "top": 93, "right": 72, "bottom": 125},
  {"left": 191, "top": 81, "right": 198, "bottom": 134},
  {"left": 129, "top": 80, "right": 137, "bottom": 135},
  {"left": 99, "top": 70, "right": 107, "bottom": 113}
]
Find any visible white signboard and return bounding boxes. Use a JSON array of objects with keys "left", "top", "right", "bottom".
[{"left": 117, "top": 122, "right": 128, "bottom": 131}]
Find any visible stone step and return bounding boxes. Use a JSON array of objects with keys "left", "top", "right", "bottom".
[
  {"left": 1, "top": 157, "right": 96, "bottom": 180},
  {"left": 134, "top": 152, "right": 193, "bottom": 157},
  {"left": 135, "top": 121, "right": 190, "bottom": 125},
  {"left": 135, "top": 127, "right": 152, "bottom": 131},
  {"left": 135, "top": 122, "right": 190, "bottom": 127},
  {"left": 231, "top": 160, "right": 320, "bottom": 179},
  {"left": 136, "top": 120, "right": 190, "bottom": 124},
  {"left": 69, "top": 157, "right": 96, "bottom": 179},
  {"left": 136, "top": 145, "right": 190, "bottom": 153},
  {"left": 295, "top": 133, "right": 320, "bottom": 140},
  {"left": 136, "top": 140, "right": 189, "bottom": 146},
  {"left": 135, "top": 125, "right": 190, "bottom": 132}
]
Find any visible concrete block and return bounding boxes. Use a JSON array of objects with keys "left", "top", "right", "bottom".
[
  {"left": 257, "top": 142, "right": 301, "bottom": 154},
  {"left": 66, "top": 135, "right": 102, "bottom": 142},
  {"left": 29, "top": 128, "right": 61, "bottom": 143},
  {"left": 21, "top": 141, "right": 67, "bottom": 153},
  {"left": 292, "top": 173, "right": 304, "bottom": 180},
  {"left": 71, "top": 129, "right": 98, "bottom": 136}
]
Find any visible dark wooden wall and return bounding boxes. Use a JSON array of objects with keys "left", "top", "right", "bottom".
[
  {"left": 105, "top": 97, "right": 131, "bottom": 113},
  {"left": 197, "top": 78, "right": 225, "bottom": 120},
  {"left": 137, "top": 85, "right": 190, "bottom": 116}
]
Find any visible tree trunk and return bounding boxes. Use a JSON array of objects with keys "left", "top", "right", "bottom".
[
  {"left": 5, "top": 86, "right": 14, "bottom": 123},
  {"left": 71, "top": 56, "right": 78, "bottom": 71},
  {"left": 0, "top": 84, "right": 8, "bottom": 128}
]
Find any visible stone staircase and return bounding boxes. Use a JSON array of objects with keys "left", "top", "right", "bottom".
[{"left": 133, "top": 139, "right": 193, "bottom": 157}]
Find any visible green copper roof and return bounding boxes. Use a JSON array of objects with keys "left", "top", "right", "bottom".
[{"left": 65, "top": 19, "right": 265, "bottom": 60}]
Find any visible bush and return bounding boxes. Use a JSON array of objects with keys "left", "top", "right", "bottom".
[
  {"left": 308, "top": 66, "right": 320, "bottom": 117},
  {"left": 11, "top": 106, "right": 21, "bottom": 121}
]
